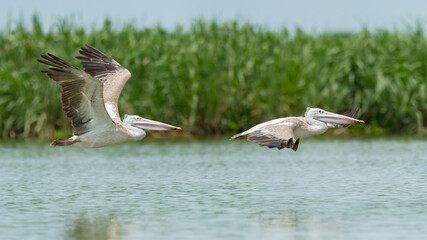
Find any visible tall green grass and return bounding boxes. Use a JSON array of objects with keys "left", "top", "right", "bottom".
[{"left": 1, "top": 17, "right": 426, "bottom": 139}]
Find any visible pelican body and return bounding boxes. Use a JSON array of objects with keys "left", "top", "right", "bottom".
[
  {"left": 39, "top": 45, "right": 180, "bottom": 148},
  {"left": 231, "top": 108, "right": 364, "bottom": 151}
]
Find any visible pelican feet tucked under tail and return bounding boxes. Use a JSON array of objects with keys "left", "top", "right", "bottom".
[
  {"left": 39, "top": 45, "right": 181, "bottom": 148},
  {"left": 231, "top": 107, "right": 364, "bottom": 151}
]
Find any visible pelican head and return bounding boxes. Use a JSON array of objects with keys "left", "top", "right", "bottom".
[
  {"left": 123, "top": 114, "right": 181, "bottom": 131},
  {"left": 305, "top": 107, "right": 364, "bottom": 126}
]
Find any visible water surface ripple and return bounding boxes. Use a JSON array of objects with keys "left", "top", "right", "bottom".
[{"left": 0, "top": 139, "right": 426, "bottom": 240}]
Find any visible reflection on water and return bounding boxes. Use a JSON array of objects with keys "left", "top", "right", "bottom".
[
  {"left": 70, "top": 216, "right": 121, "bottom": 240},
  {"left": 258, "top": 210, "right": 317, "bottom": 229},
  {"left": 0, "top": 139, "right": 426, "bottom": 240},
  {"left": 255, "top": 211, "right": 342, "bottom": 239}
]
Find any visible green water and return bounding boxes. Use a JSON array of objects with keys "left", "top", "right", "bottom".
[{"left": 0, "top": 139, "right": 426, "bottom": 240}]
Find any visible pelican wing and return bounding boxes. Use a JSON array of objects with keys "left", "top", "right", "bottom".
[
  {"left": 39, "top": 53, "right": 116, "bottom": 136},
  {"left": 327, "top": 108, "right": 360, "bottom": 128},
  {"left": 76, "top": 45, "right": 131, "bottom": 121},
  {"left": 247, "top": 122, "right": 299, "bottom": 150}
]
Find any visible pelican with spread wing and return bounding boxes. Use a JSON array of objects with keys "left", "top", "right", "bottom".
[
  {"left": 231, "top": 108, "right": 364, "bottom": 151},
  {"left": 39, "top": 45, "right": 181, "bottom": 148}
]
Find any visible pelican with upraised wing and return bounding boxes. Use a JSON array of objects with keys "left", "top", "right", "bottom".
[{"left": 39, "top": 45, "right": 181, "bottom": 148}]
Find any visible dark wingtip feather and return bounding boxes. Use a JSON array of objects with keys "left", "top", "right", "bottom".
[
  {"left": 230, "top": 132, "right": 245, "bottom": 140},
  {"left": 343, "top": 108, "right": 360, "bottom": 118},
  {"left": 287, "top": 137, "right": 293, "bottom": 149},
  {"left": 75, "top": 56, "right": 87, "bottom": 60},
  {"left": 40, "top": 54, "right": 51, "bottom": 61},
  {"left": 51, "top": 138, "right": 77, "bottom": 146},
  {"left": 292, "top": 138, "right": 300, "bottom": 152}
]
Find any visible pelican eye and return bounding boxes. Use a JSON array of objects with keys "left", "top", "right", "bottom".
[{"left": 137, "top": 117, "right": 142, "bottom": 120}]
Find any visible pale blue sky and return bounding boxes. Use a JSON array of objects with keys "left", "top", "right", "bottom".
[{"left": 1, "top": 0, "right": 427, "bottom": 32}]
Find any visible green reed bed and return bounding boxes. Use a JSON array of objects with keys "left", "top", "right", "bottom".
[{"left": 1, "top": 17, "right": 426, "bottom": 139}]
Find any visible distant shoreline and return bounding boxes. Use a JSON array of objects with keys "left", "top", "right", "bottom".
[{"left": 1, "top": 19, "right": 426, "bottom": 139}]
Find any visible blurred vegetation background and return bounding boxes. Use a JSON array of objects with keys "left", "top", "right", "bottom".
[{"left": 1, "top": 16, "right": 426, "bottom": 139}]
